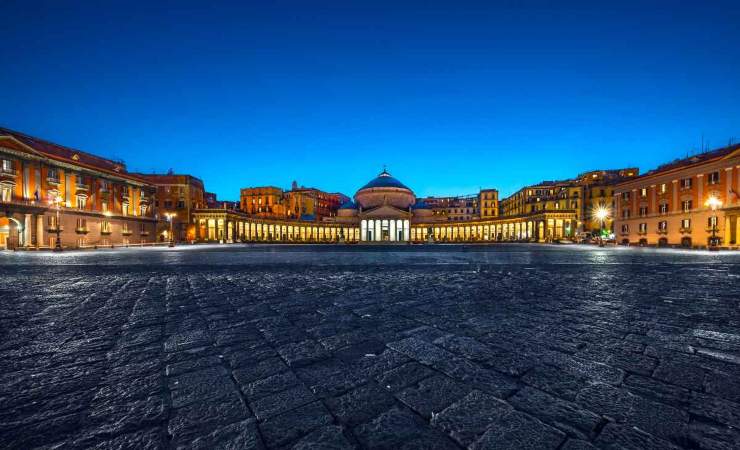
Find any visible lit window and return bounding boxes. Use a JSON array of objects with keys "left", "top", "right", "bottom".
[
  {"left": 681, "top": 219, "right": 691, "bottom": 229},
  {"left": 640, "top": 188, "right": 647, "bottom": 197},
  {"left": 639, "top": 206, "right": 648, "bottom": 217},
  {"left": 680, "top": 178, "right": 692, "bottom": 189},
  {"left": 76, "top": 196, "right": 86, "bottom": 209},
  {"left": 682, "top": 200, "right": 692, "bottom": 212},
  {"left": 658, "top": 221, "right": 668, "bottom": 231},
  {"left": 639, "top": 223, "right": 647, "bottom": 233},
  {"left": 659, "top": 183, "right": 667, "bottom": 194},
  {"left": 659, "top": 203, "right": 668, "bottom": 214},
  {"left": 708, "top": 171, "right": 720, "bottom": 185},
  {"left": 1, "top": 159, "right": 12, "bottom": 173}
]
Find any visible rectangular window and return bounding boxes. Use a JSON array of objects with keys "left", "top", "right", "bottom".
[
  {"left": 101, "top": 220, "right": 111, "bottom": 233},
  {"left": 76, "top": 196, "right": 86, "bottom": 209},
  {"left": 76, "top": 218, "right": 87, "bottom": 229},
  {"left": 164, "top": 200, "right": 173, "bottom": 209},
  {"left": 659, "top": 203, "right": 668, "bottom": 214},
  {"left": 0, "top": 185, "right": 11, "bottom": 202},
  {"left": 681, "top": 219, "right": 691, "bottom": 229},
  {"left": 708, "top": 171, "right": 720, "bottom": 185},
  {"left": 680, "top": 178, "right": 692, "bottom": 189},
  {"left": 639, "top": 223, "right": 647, "bottom": 233},
  {"left": 621, "top": 224, "right": 629, "bottom": 233},
  {"left": 48, "top": 167, "right": 59, "bottom": 181},
  {"left": 622, "top": 192, "right": 630, "bottom": 201},
  {"left": 658, "top": 221, "right": 667, "bottom": 231},
  {"left": 102, "top": 202, "right": 108, "bottom": 212},
  {"left": 177, "top": 199, "right": 185, "bottom": 209},
  {"left": 639, "top": 206, "right": 648, "bottom": 217},
  {"left": 682, "top": 200, "right": 692, "bottom": 212},
  {"left": 640, "top": 188, "right": 647, "bottom": 197},
  {"left": 622, "top": 209, "right": 631, "bottom": 219},
  {"left": 1, "top": 159, "right": 12, "bottom": 173},
  {"left": 122, "top": 202, "right": 129, "bottom": 216},
  {"left": 659, "top": 183, "right": 667, "bottom": 194},
  {"left": 708, "top": 216, "right": 718, "bottom": 227}
]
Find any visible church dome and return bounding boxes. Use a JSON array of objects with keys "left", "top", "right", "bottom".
[{"left": 354, "top": 169, "right": 415, "bottom": 210}]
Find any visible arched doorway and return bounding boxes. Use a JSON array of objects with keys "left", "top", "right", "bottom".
[
  {"left": 680, "top": 237, "right": 692, "bottom": 248},
  {"left": 658, "top": 237, "right": 668, "bottom": 247},
  {"left": 0, "top": 216, "right": 23, "bottom": 249},
  {"left": 0, "top": 217, "right": 8, "bottom": 249}
]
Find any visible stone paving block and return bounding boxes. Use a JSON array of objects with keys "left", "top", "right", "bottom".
[
  {"left": 623, "top": 374, "right": 691, "bottom": 407},
  {"left": 0, "top": 411, "right": 82, "bottom": 449},
  {"left": 594, "top": 423, "right": 681, "bottom": 450},
  {"left": 296, "top": 361, "right": 368, "bottom": 398},
  {"left": 243, "top": 370, "right": 300, "bottom": 401},
  {"left": 688, "top": 419, "right": 740, "bottom": 450},
  {"left": 396, "top": 375, "right": 472, "bottom": 419},
  {"left": 375, "top": 361, "right": 435, "bottom": 391},
  {"left": 576, "top": 383, "right": 689, "bottom": 441},
  {"left": 180, "top": 418, "right": 264, "bottom": 450},
  {"left": 325, "top": 382, "right": 397, "bottom": 426},
  {"left": 543, "top": 353, "right": 625, "bottom": 385},
  {"left": 654, "top": 359, "right": 706, "bottom": 391},
  {"left": 249, "top": 383, "right": 315, "bottom": 420},
  {"left": 387, "top": 337, "right": 455, "bottom": 367},
  {"left": 509, "top": 386, "right": 602, "bottom": 440},
  {"left": 258, "top": 401, "right": 333, "bottom": 448},
  {"left": 232, "top": 357, "right": 288, "bottom": 385},
  {"left": 164, "top": 330, "right": 210, "bottom": 353},
  {"left": 521, "top": 364, "right": 584, "bottom": 401},
  {"left": 689, "top": 391, "right": 740, "bottom": 428},
  {"left": 431, "top": 390, "right": 512, "bottom": 446},
  {"left": 165, "top": 355, "right": 222, "bottom": 377},
  {"left": 471, "top": 410, "right": 566, "bottom": 450},
  {"left": 86, "top": 426, "right": 165, "bottom": 450},
  {"left": 560, "top": 438, "right": 598, "bottom": 450},
  {"left": 87, "top": 395, "right": 166, "bottom": 438},
  {"left": 353, "top": 407, "right": 457, "bottom": 449},
  {"left": 168, "top": 392, "right": 248, "bottom": 443},
  {"left": 278, "top": 339, "right": 331, "bottom": 367},
  {"left": 291, "top": 425, "right": 354, "bottom": 450},
  {"left": 704, "top": 371, "right": 740, "bottom": 404},
  {"left": 352, "top": 349, "right": 411, "bottom": 378},
  {"left": 168, "top": 367, "right": 234, "bottom": 408}
]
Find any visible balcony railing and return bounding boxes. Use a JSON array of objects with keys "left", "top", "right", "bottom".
[
  {"left": 101, "top": 229, "right": 112, "bottom": 235},
  {"left": 75, "top": 227, "right": 89, "bottom": 234},
  {"left": 122, "top": 229, "right": 133, "bottom": 236},
  {"left": 47, "top": 176, "right": 61, "bottom": 185},
  {"left": 656, "top": 228, "right": 668, "bottom": 235},
  {"left": 679, "top": 227, "right": 692, "bottom": 234}
]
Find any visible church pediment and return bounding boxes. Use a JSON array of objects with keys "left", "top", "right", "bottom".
[{"left": 360, "top": 204, "right": 412, "bottom": 218}]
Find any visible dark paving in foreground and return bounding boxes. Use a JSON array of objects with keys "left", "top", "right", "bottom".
[{"left": 1, "top": 245, "right": 740, "bottom": 449}]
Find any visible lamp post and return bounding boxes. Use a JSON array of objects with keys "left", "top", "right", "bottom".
[
  {"left": 165, "top": 212, "right": 176, "bottom": 247},
  {"left": 705, "top": 196, "right": 722, "bottom": 250},
  {"left": 53, "top": 195, "right": 63, "bottom": 252},
  {"left": 594, "top": 206, "right": 610, "bottom": 247}
]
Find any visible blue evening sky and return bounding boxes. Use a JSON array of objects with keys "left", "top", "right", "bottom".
[{"left": 1, "top": 1, "right": 739, "bottom": 199}]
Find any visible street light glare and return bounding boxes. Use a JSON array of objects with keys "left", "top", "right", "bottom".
[
  {"left": 705, "top": 196, "right": 722, "bottom": 210},
  {"left": 594, "top": 206, "right": 610, "bottom": 221}
]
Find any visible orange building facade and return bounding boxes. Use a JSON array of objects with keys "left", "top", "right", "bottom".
[
  {"left": 135, "top": 173, "right": 206, "bottom": 242},
  {"left": 0, "top": 127, "right": 157, "bottom": 249},
  {"left": 240, "top": 181, "right": 348, "bottom": 221},
  {"left": 613, "top": 145, "right": 740, "bottom": 248}
]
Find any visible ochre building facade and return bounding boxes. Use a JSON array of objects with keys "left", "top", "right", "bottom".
[
  {"left": 613, "top": 144, "right": 740, "bottom": 248},
  {"left": 0, "top": 127, "right": 157, "bottom": 249}
]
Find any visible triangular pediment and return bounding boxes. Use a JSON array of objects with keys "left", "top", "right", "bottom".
[
  {"left": 0, "top": 135, "right": 47, "bottom": 157},
  {"left": 360, "top": 204, "right": 412, "bottom": 218}
]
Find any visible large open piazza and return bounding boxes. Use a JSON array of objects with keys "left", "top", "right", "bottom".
[{"left": 1, "top": 245, "right": 739, "bottom": 449}]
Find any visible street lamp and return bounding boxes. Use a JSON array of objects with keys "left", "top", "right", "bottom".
[
  {"left": 164, "top": 212, "right": 176, "bottom": 247},
  {"left": 594, "top": 205, "right": 610, "bottom": 247},
  {"left": 53, "top": 195, "right": 63, "bottom": 252},
  {"left": 705, "top": 195, "right": 722, "bottom": 249}
]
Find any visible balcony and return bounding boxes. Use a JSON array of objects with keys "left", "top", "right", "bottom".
[
  {"left": 75, "top": 182, "right": 89, "bottom": 192},
  {"left": 101, "top": 229, "right": 112, "bottom": 235},
  {"left": 75, "top": 227, "right": 89, "bottom": 234},
  {"left": 679, "top": 227, "right": 692, "bottom": 234},
  {"left": 47, "top": 225, "right": 64, "bottom": 232},
  {"left": 140, "top": 230, "right": 150, "bottom": 236},
  {"left": 637, "top": 230, "right": 648, "bottom": 236},
  {"left": 47, "top": 176, "right": 61, "bottom": 186},
  {"left": 656, "top": 228, "right": 668, "bottom": 235},
  {"left": 122, "top": 229, "right": 133, "bottom": 236}
]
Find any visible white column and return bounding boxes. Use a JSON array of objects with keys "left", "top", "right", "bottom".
[{"left": 24, "top": 213, "right": 32, "bottom": 247}]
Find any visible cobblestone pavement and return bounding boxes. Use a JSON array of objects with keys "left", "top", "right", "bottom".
[{"left": 1, "top": 245, "right": 739, "bottom": 449}]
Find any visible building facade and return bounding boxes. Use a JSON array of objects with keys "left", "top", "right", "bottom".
[
  {"left": 136, "top": 173, "right": 206, "bottom": 242},
  {"left": 194, "top": 169, "right": 576, "bottom": 244},
  {"left": 240, "top": 181, "right": 348, "bottom": 221},
  {"left": 499, "top": 168, "right": 638, "bottom": 235},
  {"left": 0, "top": 127, "right": 157, "bottom": 249},
  {"left": 613, "top": 145, "right": 740, "bottom": 248}
]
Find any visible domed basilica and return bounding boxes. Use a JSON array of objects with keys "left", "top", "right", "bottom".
[{"left": 331, "top": 169, "right": 433, "bottom": 241}]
